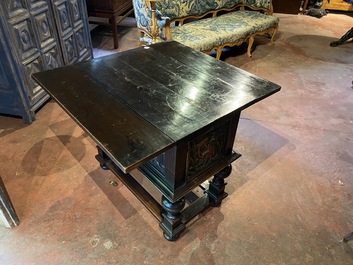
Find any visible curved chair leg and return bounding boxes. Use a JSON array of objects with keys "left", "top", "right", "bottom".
[
  {"left": 271, "top": 25, "right": 278, "bottom": 44},
  {"left": 247, "top": 36, "right": 254, "bottom": 57},
  {"left": 215, "top": 47, "right": 222, "bottom": 60}
]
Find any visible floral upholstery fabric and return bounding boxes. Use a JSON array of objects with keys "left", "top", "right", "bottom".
[
  {"left": 170, "top": 10, "right": 278, "bottom": 52},
  {"left": 155, "top": 0, "right": 272, "bottom": 19},
  {"left": 133, "top": 0, "right": 152, "bottom": 34},
  {"left": 156, "top": 0, "right": 243, "bottom": 20},
  {"left": 243, "top": 0, "right": 271, "bottom": 10}
]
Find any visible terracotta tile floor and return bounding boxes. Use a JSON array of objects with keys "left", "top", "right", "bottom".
[{"left": 1, "top": 13, "right": 353, "bottom": 265}]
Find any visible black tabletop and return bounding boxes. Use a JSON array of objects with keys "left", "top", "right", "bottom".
[{"left": 33, "top": 41, "right": 280, "bottom": 173}]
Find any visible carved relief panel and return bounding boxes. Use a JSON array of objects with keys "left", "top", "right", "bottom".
[
  {"left": 3, "top": 1, "right": 38, "bottom": 63},
  {"left": 1, "top": 0, "right": 43, "bottom": 107},
  {"left": 52, "top": 0, "right": 91, "bottom": 64},
  {"left": 186, "top": 124, "right": 228, "bottom": 179}
]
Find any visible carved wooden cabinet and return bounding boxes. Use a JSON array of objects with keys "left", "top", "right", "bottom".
[{"left": 0, "top": 0, "right": 92, "bottom": 123}]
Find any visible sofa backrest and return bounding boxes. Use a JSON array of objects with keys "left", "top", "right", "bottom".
[
  {"left": 243, "top": 0, "right": 272, "bottom": 11},
  {"left": 156, "top": 0, "right": 243, "bottom": 20}
]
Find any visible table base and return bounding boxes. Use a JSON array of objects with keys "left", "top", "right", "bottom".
[{"left": 96, "top": 146, "right": 233, "bottom": 241}]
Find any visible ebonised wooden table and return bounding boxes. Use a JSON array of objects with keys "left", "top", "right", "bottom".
[{"left": 33, "top": 41, "right": 281, "bottom": 241}]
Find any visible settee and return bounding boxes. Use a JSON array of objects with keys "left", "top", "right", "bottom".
[{"left": 132, "top": 0, "right": 279, "bottom": 59}]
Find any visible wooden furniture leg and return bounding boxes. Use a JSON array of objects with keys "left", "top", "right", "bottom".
[
  {"left": 207, "top": 165, "right": 232, "bottom": 206},
  {"left": 86, "top": 2, "right": 133, "bottom": 50},
  {"left": 0, "top": 177, "right": 19, "bottom": 228},
  {"left": 160, "top": 196, "right": 186, "bottom": 241},
  {"left": 343, "top": 232, "right": 353, "bottom": 243},
  {"left": 111, "top": 15, "right": 119, "bottom": 49},
  {"left": 330, "top": 27, "right": 353, "bottom": 47}
]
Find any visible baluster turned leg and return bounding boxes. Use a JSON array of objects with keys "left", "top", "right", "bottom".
[
  {"left": 330, "top": 27, "right": 353, "bottom": 47},
  {"left": 207, "top": 165, "right": 232, "bottom": 206},
  {"left": 247, "top": 36, "right": 254, "bottom": 58},
  {"left": 160, "top": 196, "right": 186, "bottom": 241},
  {"left": 343, "top": 232, "right": 353, "bottom": 243}
]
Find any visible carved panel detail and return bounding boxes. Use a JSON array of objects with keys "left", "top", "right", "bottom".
[
  {"left": 29, "top": 0, "right": 46, "bottom": 5},
  {"left": 75, "top": 26, "right": 89, "bottom": 57},
  {"left": 53, "top": 1, "right": 72, "bottom": 37},
  {"left": 33, "top": 9, "right": 55, "bottom": 49},
  {"left": 23, "top": 57, "right": 42, "bottom": 101},
  {"left": 187, "top": 124, "right": 228, "bottom": 178},
  {"left": 62, "top": 34, "right": 77, "bottom": 64},
  {"left": 69, "top": 0, "right": 81, "bottom": 26},
  {"left": 3, "top": 0, "right": 27, "bottom": 19},
  {"left": 43, "top": 47, "right": 61, "bottom": 69},
  {"left": 12, "top": 19, "right": 38, "bottom": 62}
]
